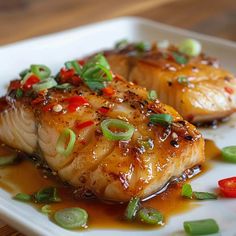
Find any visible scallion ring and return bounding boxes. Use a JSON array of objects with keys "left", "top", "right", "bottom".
[
  {"left": 0, "top": 153, "right": 18, "bottom": 166},
  {"left": 181, "top": 183, "right": 193, "bottom": 198},
  {"left": 124, "top": 197, "right": 140, "bottom": 220},
  {"left": 30, "top": 64, "right": 51, "bottom": 79},
  {"left": 54, "top": 207, "right": 88, "bottom": 229},
  {"left": 148, "top": 90, "right": 157, "bottom": 101},
  {"left": 56, "top": 128, "right": 76, "bottom": 156},
  {"left": 65, "top": 60, "right": 81, "bottom": 74},
  {"left": 32, "top": 77, "right": 57, "bottom": 92},
  {"left": 137, "top": 207, "right": 163, "bottom": 225},
  {"left": 149, "top": 114, "right": 173, "bottom": 126},
  {"left": 55, "top": 83, "right": 74, "bottom": 90},
  {"left": 19, "top": 69, "right": 30, "bottom": 78},
  {"left": 221, "top": 146, "right": 236, "bottom": 163},
  {"left": 101, "top": 119, "right": 135, "bottom": 141},
  {"left": 179, "top": 38, "right": 202, "bottom": 57},
  {"left": 14, "top": 193, "right": 32, "bottom": 202}
]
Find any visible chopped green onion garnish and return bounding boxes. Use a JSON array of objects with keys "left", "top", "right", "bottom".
[
  {"left": 181, "top": 183, "right": 193, "bottom": 198},
  {"left": 148, "top": 90, "right": 157, "bottom": 101},
  {"left": 179, "top": 38, "right": 202, "bottom": 57},
  {"left": 0, "top": 153, "right": 18, "bottom": 166},
  {"left": 14, "top": 193, "right": 32, "bottom": 202},
  {"left": 115, "top": 39, "right": 129, "bottom": 49},
  {"left": 15, "top": 89, "right": 23, "bottom": 98},
  {"left": 101, "top": 119, "right": 135, "bottom": 141},
  {"left": 19, "top": 69, "right": 30, "bottom": 78},
  {"left": 65, "top": 60, "right": 81, "bottom": 74},
  {"left": 172, "top": 52, "right": 188, "bottom": 64},
  {"left": 34, "top": 187, "right": 61, "bottom": 203},
  {"left": 81, "top": 54, "right": 113, "bottom": 91},
  {"left": 193, "top": 192, "right": 218, "bottom": 200},
  {"left": 137, "top": 207, "right": 163, "bottom": 225},
  {"left": 32, "top": 77, "right": 57, "bottom": 92},
  {"left": 21, "top": 72, "right": 35, "bottom": 85},
  {"left": 55, "top": 83, "right": 74, "bottom": 90},
  {"left": 56, "top": 128, "right": 76, "bottom": 156},
  {"left": 135, "top": 42, "right": 151, "bottom": 52},
  {"left": 41, "top": 205, "right": 52, "bottom": 215},
  {"left": 30, "top": 64, "right": 51, "bottom": 80},
  {"left": 184, "top": 219, "right": 219, "bottom": 235},
  {"left": 149, "top": 114, "right": 173, "bottom": 126},
  {"left": 177, "top": 76, "right": 189, "bottom": 85},
  {"left": 221, "top": 146, "right": 236, "bottom": 163},
  {"left": 54, "top": 207, "right": 88, "bottom": 229},
  {"left": 124, "top": 197, "right": 140, "bottom": 220}
]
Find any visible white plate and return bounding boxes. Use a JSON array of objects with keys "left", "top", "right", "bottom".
[{"left": 0, "top": 17, "right": 236, "bottom": 236}]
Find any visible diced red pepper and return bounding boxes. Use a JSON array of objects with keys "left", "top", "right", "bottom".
[
  {"left": 60, "top": 68, "right": 75, "bottom": 81},
  {"left": 9, "top": 80, "right": 21, "bottom": 90},
  {"left": 224, "top": 87, "right": 234, "bottom": 94},
  {"left": 102, "top": 87, "right": 115, "bottom": 96},
  {"left": 71, "top": 75, "right": 81, "bottom": 86},
  {"left": 98, "top": 107, "right": 109, "bottom": 114},
  {"left": 75, "top": 120, "right": 95, "bottom": 130},
  {"left": 218, "top": 177, "right": 236, "bottom": 198},
  {"left": 23, "top": 75, "right": 40, "bottom": 90},
  {"left": 77, "top": 60, "right": 85, "bottom": 66},
  {"left": 31, "top": 97, "right": 45, "bottom": 105},
  {"left": 64, "top": 96, "right": 89, "bottom": 112}
]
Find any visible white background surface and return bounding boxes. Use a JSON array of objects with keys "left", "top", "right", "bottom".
[{"left": 0, "top": 17, "right": 236, "bottom": 236}]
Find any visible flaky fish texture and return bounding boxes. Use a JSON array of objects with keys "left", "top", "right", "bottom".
[
  {"left": 0, "top": 76, "right": 204, "bottom": 202},
  {"left": 104, "top": 44, "right": 236, "bottom": 123}
]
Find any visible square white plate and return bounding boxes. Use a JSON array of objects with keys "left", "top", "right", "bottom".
[{"left": 0, "top": 17, "right": 236, "bottom": 236}]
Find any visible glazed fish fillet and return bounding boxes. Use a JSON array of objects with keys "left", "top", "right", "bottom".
[
  {"left": 104, "top": 43, "right": 236, "bottom": 123},
  {"left": 0, "top": 62, "right": 204, "bottom": 202}
]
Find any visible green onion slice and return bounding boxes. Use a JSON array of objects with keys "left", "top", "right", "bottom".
[
  {"left": 177, "top": 76, "right": 189, "bottom": 85},
  {"left": 179, "top": 38, "right": 202, "bottom": 57},
  {"left": 149, "top": 114, "right": 173, "bottom": 126},
  {"left": 30, "top": 64, "right": 51, "bottom": 80},
  {"left": 0, "top": 153, "right": 18, "bottom": 166},
  {"left": 19, "top": 69, "right": 30, "bottom": 78},
  {"left": 221, "top": 146, "right": 236, "bottom": 163},
  {"left": 56, "top": 128, "right": 76, "bottom": 156},
  {"left": 41, "top": 205, "right": 52, "bottom": 214},
  {"left": 35, "top": 187, "right": 61, "bottom": 203},
  {"left": 137, "top": 207, "right": 163, "bottom": 225},
  {"left": 148, "top": 90, "right": 157, "bottom": 101},
  {"left": 65, "top": 60, "right": 81, "bottom": 74},
  {"left": 32, "top": 77, "right": 57, "bottom": 92},
  {"left": 193, "top": 191, "right": 218, "bottom": 200},
  {"left": 135, "top": 42, "right": 151, "bottom": 52},
  {"left": 101, "top": 119, "right": 135, "bottom": 141},
  {"left": 115, "top": 39, "right": 129, "bottom": 49},
  {"left": 124, "top": 197, "right": 140, "bottom": 220},
  {"left": 172, "top": 52, "right": 188, "bottom": 64},
  {"left": 55, "top": 83, "right": 74, "bottom": 90},
  {"left": 181, "top": 183, "right": 193, "bottom": 198},
  {"left": 184, "top": 219, "right": 219, "bottom": 235},
  {"left": 14, "top": 193, "right": 32, "bottom": 202},
  {"left": 54, "top": 207, "right": 88, "bottom": 229}
]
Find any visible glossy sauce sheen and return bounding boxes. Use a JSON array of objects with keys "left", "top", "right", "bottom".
[{"left": 0, "top": 140, "right": 219, "bottom": 229}]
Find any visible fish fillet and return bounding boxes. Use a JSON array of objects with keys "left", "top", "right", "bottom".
[
  {"left": 0, "top": 74, "right": 204, "bottom": 202},
  {"left": 104, "top": 43, "right": 236, "bottom": 123}
]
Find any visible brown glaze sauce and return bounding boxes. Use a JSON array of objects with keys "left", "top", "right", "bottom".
[{"left": 0, "top": 140, "right": 220, "bottom": 230}]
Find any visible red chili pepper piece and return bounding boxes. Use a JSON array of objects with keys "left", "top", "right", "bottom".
[
  {"left": 98, "top": 107, "right": 109, "bottom": 114},
  {"left": 224, "top": 87, "right": 234, "bottom": 94},
  {"left": 60, "top": 68, "right": 75, "bottom": 81},
  {"left": 218, "top": 177, "right": 236, "bottom": 198},
  {"left": 102, "top": 87, "right": 115, "bottom": 96},
  {"left": 9, "top": 80, "right": 21, "bottom": 90},
  {"left": 31, "top": 97, "right": 45, "bottom": 105},
  {"left": 78, "top": 60, "right": 85, "bottom": 66},
  {"left": 23, "top": 75, "right": 40, "bottom": 90},
  {"left": 64, "top": 96, "right": 89, "bottom": 112},
  {"left": 71, "top": 75, "right": 81, "bottom": 86},
  {"left": 75, "top": 120, "right": 95, "bottom": 131}
]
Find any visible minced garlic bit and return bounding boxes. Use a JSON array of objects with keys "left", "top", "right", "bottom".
[{"left": 53, "top": 104, "right": 63, "bottom": 112}]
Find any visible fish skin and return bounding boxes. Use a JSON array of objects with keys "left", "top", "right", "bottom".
[
  {"left": 105, "top": 44, "right": 236, "bottom": 123},
  {"left": 0, "top": 76, "right": 204, "bottom": 202}
]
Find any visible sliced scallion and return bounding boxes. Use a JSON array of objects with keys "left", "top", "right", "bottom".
[
  {"left": 179, "top": 38, "right": 202, "bottom": 57},
  {"left": 124, "top": 197, "right": 140, "bottom": 220},
  {"left": 41, "top": 205, "right": 52, "bottom": 215},
  {"left": 172, "top": 52, "right": 188, "bottom": 64},
  {"left": 55, "top": 83, "right": 74, "bottom": 90},
  {"left": 19, "top": 69, "right": 30, "bottom": 78},
  {"left": 149, "top": 114, "right": 173, "bottom": 126},
  {"left": 32, "top": 77, "right": 57, "bottom": 92},
  {"left": 56, "top": 128, "right": 76, "bottom": 156},
  {"left": 181, "top": 183, "right": 193, "bottom": 198},
  {"left": 101, "top": 119, "right": 135, "bottom": 141},
  {"left": 148, "top": 90, "right": 157, "bottom": 101},
  {"left": 30, "top": 64, "right": 51, "bottom": 80},
  {"left": 115, "top": 39, "right": 129, "bottom": 49},
  {"left": 65, "top": 60, "right": 81, "bottom": 74},
  {"left": 221, "top": 146, "right": 236, "bottom": 163},
  {"left": 34, "top": 187, "right": 61, "bottom": 203},
  {"left": 137, "top": 207, "right": 163, "bottom": 225},
  {"left": 135, "top": 42, "right": 151, "bottom": 52},
  {"left": 54, "top": 207, "right": 88, "bottom": 229},
  {"left": 184, "top": 219, "right": 219, "bottom": 235},
  {"left": 0, "top": 153, "right": 18, "bottom": 166},
  {"left": 193, "top": 191, "right": 218, "bottom": 200},
  {"left": 177, "top": 76, "right": 189, "bottom": 85},
  {"left": 14, "top": 193, "right": 32, "bottom": 202}
]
